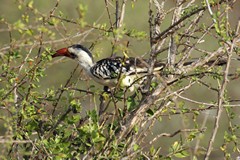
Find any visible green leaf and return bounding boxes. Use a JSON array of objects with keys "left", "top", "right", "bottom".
[
  {"left": 127, "top": 97, "right": 137, "bottom": 111},
  {"left": 174, "top": 150, "right": 189, "bottom": 158},
  {"left": 171, "top": 141, "right": 180, "bottom": 152},
  {"left": 133, "top": 144, "right": 139, "bottom": 151}
]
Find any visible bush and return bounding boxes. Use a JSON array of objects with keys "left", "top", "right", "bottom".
[{"left": 0, "top": 0, "right": 240, "bottom": 159}]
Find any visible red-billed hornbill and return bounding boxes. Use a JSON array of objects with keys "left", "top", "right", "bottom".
[{"left": 52, "top": 44, "right": 165, "bottom": 91}]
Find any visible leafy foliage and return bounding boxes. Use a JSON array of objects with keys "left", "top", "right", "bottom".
[{"left": 0, "top": 0, "right": 240, "bottom": 159}]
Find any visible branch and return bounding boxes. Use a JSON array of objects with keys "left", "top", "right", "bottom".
[
  {"left": 149, "top": 128, "right": 205, "bottom": 145},
  {"left": 152, "top": 0, "right": 230, "bottom": 42},
  {"left": 204, "top": 35, "right": 235, "bottom": 160}
]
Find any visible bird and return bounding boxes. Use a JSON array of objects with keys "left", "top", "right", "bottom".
[{"left": 52, "top": 44, "right": 165, "bottom": 92}]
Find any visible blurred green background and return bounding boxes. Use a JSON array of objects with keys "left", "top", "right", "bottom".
[{"left": 1, "top": 0, "right": 240, "bottom": 159}]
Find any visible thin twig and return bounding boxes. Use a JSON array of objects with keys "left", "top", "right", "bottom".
[
  {"left": 149, "top": 128, "right": 204, "bottom": 145},
  {"left": 205, "top": 0, "right": 217, "bottom": 24},
  {"left": 52, "top": 64, "right": 79, "bottom": 115},
  {"left": 204, "top": 38, "right": 233, "bottom": 160},
  {"left": 153, "top": 0, "right": 228, "bottom": 42}
]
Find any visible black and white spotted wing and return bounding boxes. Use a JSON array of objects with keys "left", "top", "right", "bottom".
[
  {"left": 90, "top": 57, "right": 165, "bottom": 80},
  {"left": 90, "top": 58, "right": 127, "bottom": 80}
]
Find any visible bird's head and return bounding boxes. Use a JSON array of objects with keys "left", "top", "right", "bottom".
[
  {"left": 53, "top": 44, "right": 93, "bottom": 60},
  {"left": 52, "top": 44, "right": 94, "bottom": 68}
]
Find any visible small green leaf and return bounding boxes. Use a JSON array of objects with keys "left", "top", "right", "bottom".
[
  {"left": 171, "top": 141, "right": 180, "bottom": 152},
  {"left": 133, "top": 144, "right": 139, "bottom": 151},
  {"left": 174, "top": 150, "right": 189, "bottom": 158}
]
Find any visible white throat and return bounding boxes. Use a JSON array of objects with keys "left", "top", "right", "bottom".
[{"left": 68, "top": 47, "right": 94, "bottom": 71}]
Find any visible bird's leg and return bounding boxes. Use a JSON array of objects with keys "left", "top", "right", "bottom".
[
  {"left": 98, "top": 86, "right": 108, "bottom": 116},
  {"left": 98, "top": 93, "right": 106, "bottom": 116},
  {"left": 109, "top": 89, "right": 120, "bottom": 118},
  {"left": 98, "top": 86, "right": 111, "bottom": 115},
  {"left": 98, "top": 86, "right": 113, "bottom": 116}
]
